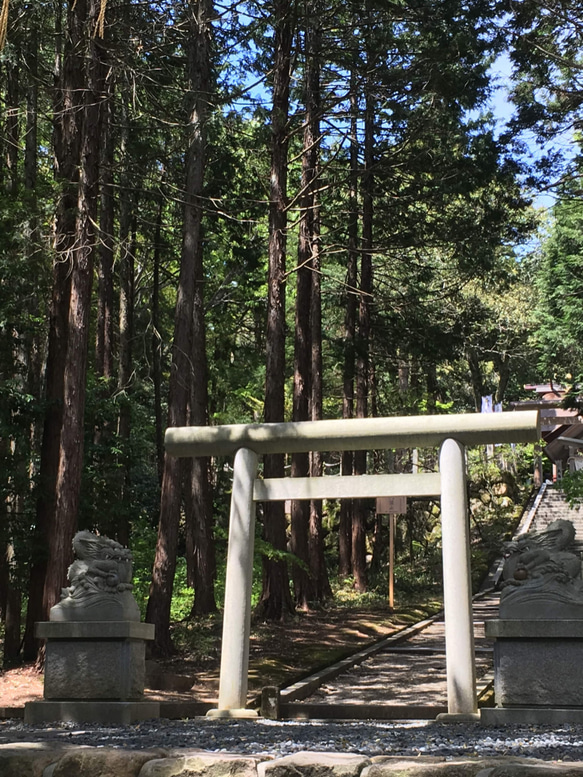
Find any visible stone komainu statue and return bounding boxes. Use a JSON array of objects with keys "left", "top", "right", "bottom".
[
  {"left": 500, "top": 518, "right": 583, "bottom": 619},
  {"left": 50, "top": 530, "right": 140, "bottom": 622}
]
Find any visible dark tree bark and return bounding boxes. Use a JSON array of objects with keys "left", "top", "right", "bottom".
[
  {"left": 152, "top": 192, "right": 165, "bottom": 485},
  {"left": 147, "top": 0, "right": 214, "bottom": 653},
  {"left": 24, "top": 21, "right": 38, "bottom": 196},
  {"left": 186, "top": 188, "right": 216, "bottom": 616},
  {"left": 23, "top": 14, "right": 43, "bottom": 416},
  {"left": 4, "top": 59, "right": 19, "bottom": 194},
  {"left": 41, "top": 0, "right": 105, "bottom": 619},
  {"left": 186, "top": 455, "right": 217, "bottom": 615},
  {"left": 466, "top": 346, "right": 484, "bottom": 412},
  {"left": 352, "top": 80, "right": 375, "bottom": 594},
  {"left": 2, "top": 543, "right": 21, "bottom": 667},
  {"left": 0, "top": 416, "right": 22, "bottom": 666},
  {"left": 339, "top": 85, "right": 359, "bottom": 580},
  {"left": 257, "top": 0, "right": 295, "bottom": 621},
  {"left": 96, "top": 76, "right": 115, "bottom": 381},
  {"left": 290, "top": 20, "right": 315, "bottom": 606},
  {"left": 4, "top": 17, "right": 40, "bottom": 665},
  {"left": 23, "top": 0, "right": 87, "bottom": 660},
  {"left": 308, "top": 209, "right": 331, "bottom": 600},
  {"left": 426, "top": 363, "right": 438, "bottom": 415},
  {"left": 116, "top": 164, "right": 137, "bottom": 545},
  {"left": 290, "top": 286, "right": 312, "bottom": 612},
  {"left": 305, "top": 10, "right": 330, "bottom": 602},
  {"left": 495, "top": 353, "right": 510, "bottom": 405}
]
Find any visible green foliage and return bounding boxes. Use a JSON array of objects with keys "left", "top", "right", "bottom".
[
  {"left": 131, "top": 518, "right": 159, "bottom": 619},
  {"left": 0, "top": 0, "right": 555, "bottom": 646},
  {"left": 507, "top": 0, "right": 583, "bottom": 187},
  {"left": 560, "top": 470, "right": 583, "bottom": 508},
  {"left": 535, "top": 192, "right": 583, "bottom": 381},
  {"left": 467, "top": 443, "right": 535, "bottom": 584}
]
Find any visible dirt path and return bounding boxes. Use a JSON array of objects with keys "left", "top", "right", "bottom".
[{"left": 1, "top": 603, "right": 438, "bottom": 711}]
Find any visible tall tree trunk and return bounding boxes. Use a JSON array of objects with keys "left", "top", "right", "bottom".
[
  {"left": 147, "top": 0, "right": 214, "bottom": 653},
  {"left": 2, "top": 19, "right": 34, "bottom": 666},
  {"left": 186, "top": 455, "right": 216, "bottom": 615},
  {"left": 258, "top": 0, "right": 295, "bottom": 621},
  {"left": 2, "top": 542, "right": 21, "bottom": 667},
  {"left": 96, "top": 75, "right": 115, "bottom": 381},
  {"left": 352, "top": 80, "right": 375, "bottom": 594},
  {"left": 4, "top": 59, "right": 19, "bottom": 195},
  {"left": 466, "top": 346, "right": 484, "bottom": 412},
  {"left": 339, "top": 85, "right": 359, "bottom": 580},
  {"left": 24, "top": 12, "right": 43, "bottom": 439},
  {"left": 23, "top": 0, "right": 85, "bottom": 660},
  {"left": 309, "top": 203, "right": 331, "bottom": 601},
  {"left": 187, "top": 177, "right": 216, "bottom": 616},
  {"left": 152, "top": 192, "right": 165, "bottom": 484},
  {"left": 305, "top": 11, "right": 330, "bottom": 602},
  {"left": 495, "top": 352, "right": 510, "bottom": 405},
  {"left": 116, "top": 176, "right": 136, "bottom": 545},
  {"left": 41, "top": 0, "right": 104, "bottom": 619},
  {"left": 290, "top": 17, "right": 315, "bottom": 607},
  {"left": 184, "top": 7, "right": 216, "bottom": 613},
  {"left": 426, "top": 363, "right": 438, "bottom": 415}
]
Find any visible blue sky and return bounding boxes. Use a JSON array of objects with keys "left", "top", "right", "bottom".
[{"left": 487, "top": 53, "right": 575, "bottom": 214}]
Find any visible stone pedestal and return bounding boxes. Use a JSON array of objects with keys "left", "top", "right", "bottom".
[
  {"left": 481, "top": 619, "right": 583, "bottom": 725},
  {"left": 24, "top": 621, "right": 159, "bottom": 724}
]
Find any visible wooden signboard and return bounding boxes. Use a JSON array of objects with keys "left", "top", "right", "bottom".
[
  {"left": 375, "top": 496, "right": 407, "bottom": 611},
  {"left": 376, "top": 495, "right": 407, "bottom": 515}
]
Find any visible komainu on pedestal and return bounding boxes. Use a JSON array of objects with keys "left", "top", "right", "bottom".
[
  {"left": 50, "top": 530, "right": 140, "bottom": 622},
  {"left": 25, "top": 530, "right": 158, "bottom": 725},
  {"left": 482, "top": 517, "right": 583, "bottom": 725}
]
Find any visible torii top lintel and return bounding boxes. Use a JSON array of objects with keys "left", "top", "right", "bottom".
[{"left": 165, "top": 410, "right": 540, "bottom": 459}]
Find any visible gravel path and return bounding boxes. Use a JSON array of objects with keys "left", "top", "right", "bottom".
[{"left": 4, "top": 717, "right": 583, "bottom": 761}]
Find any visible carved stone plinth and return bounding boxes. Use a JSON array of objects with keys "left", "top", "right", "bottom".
[
  {"left": 24, "top": 621, "right": 157, "bottom": 724},
  {"left": 481, "top": 619, "right": 583, "bottom": 725}
]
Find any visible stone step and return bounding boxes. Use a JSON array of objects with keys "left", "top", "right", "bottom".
[{"left": 529, "top": 486, "right": 583, "bottom": 539}]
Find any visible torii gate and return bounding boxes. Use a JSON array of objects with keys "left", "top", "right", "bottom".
[{"left": 165, "top": 410, "right": 540, "bottom": 721}]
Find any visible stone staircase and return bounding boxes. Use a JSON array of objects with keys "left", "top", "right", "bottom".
[
  {"left": 486, "top": 482, "right": 583, "bottom": 590},
  {"left": 528, "top": 482, "right": 583, "bottom": 540}
]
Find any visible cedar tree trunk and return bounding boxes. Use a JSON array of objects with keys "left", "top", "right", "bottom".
[
  {"left": 258, "top": 0, "right": 295, "bottom": 620},
  {"left": 147, "top": 0, "right": 214, "bottom": 653}
]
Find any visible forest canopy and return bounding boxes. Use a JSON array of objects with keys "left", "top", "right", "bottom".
[{"left": 0, "top": 0, "right": 582, "bottom": 659}]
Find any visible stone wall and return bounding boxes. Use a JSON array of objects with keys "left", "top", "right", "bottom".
[{"left": 3, "top": 746, "right": 583, "bottom": 777}]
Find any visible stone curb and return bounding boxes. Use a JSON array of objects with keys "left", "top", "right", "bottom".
[{"left": 3, "top": 746, "right": 583, "bottom": 777}]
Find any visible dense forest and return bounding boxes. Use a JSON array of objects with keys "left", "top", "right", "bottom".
[{"left": 1, "top": 0, "right": 583, "bottom": 662}]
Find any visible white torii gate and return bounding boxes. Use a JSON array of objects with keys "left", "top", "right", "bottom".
[{"left": 165, "top": 410, "right": 540, "bottom": 721}]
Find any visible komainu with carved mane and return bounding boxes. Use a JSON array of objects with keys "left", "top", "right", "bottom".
[
  {"left": 500, "top": 519, "right": 583, "bottom": 619},
  {"left": 50, "top": 530, "right": 140, "bottom": 622}
]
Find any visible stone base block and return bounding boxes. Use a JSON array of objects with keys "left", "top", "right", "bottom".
[
  {"left": 44, "top": 638, "right": 145, "bottom": 700},
  {"left": 481, "top": 706, "right": 583, "bottom": 725},
  {"left": 206, "top": 708, "right": 259, "bottom": 719},
  {"left": 494, "top": 639, "right": 583, "bottom": 707},
  {"left": 24, "top": 700, "right": 160, "bottom": 725},
  {"left": 487, "top": 619, "right": 583, "bottom": 708},
  {"left": 36, "top": 621, "right": 153, "bottom": 700},
  {"left": 435, "top": 712, "right": 481, "bottom": 723}
]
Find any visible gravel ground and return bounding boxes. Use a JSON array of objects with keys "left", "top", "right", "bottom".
[{"left": 3, "top": 717, "right": 583, "bottom": 760}]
